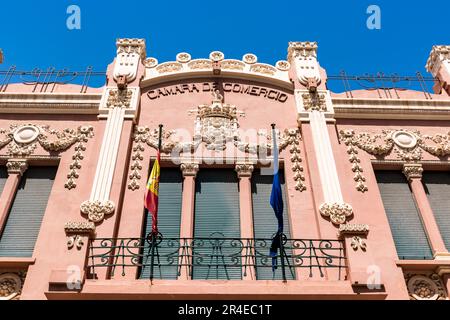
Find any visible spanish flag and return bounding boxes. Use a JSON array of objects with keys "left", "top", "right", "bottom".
[{"left": 144, "top": 151, "right": 160, "bottom": 234}]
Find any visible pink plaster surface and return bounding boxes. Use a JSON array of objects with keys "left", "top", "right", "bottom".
[{"left": 2, "top": 49, "right": 450, "bottom": 300}]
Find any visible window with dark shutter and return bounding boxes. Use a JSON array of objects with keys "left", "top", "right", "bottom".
[
  {"left": 192, "top": 169, "right": 241, "bottom": 280},
  {"left": 251, "top": 168, "right": 294, "bottom": 280},
  {"left": 0, "top": 166, "right": 57, "bottom": 257},
  {"left": 140, "top": 168, "right": 183, "bottom": 279},
  {"left": 0, "top": 166, "right": 7, "bottom": 195},
  {"left": 422, "top": 171, "right": 450, "bottom": 251},
  {"left": 375, "top": 170, "right": 433, "bottom": 259}
]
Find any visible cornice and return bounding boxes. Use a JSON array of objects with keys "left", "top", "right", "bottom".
[{"left": 0, "top": 92, "right": 102, "bottom": 114}]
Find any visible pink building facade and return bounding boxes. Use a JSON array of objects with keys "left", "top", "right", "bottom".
[{"left": 0, "top": 39, "right": 450, "bottom": 300}]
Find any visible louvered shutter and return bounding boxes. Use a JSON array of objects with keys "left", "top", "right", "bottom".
[
  {"left": 251, "top": 168, "right": 294, "bottom": 280},
  {"left": 422, "top": 172, "right": 450, "bottom": 251},
  {"left": 192, "top": 169, "right": 241, "bottom": 280},
  {"left": 0, "top": 166, "right": 57, "bottom": 257},
  {"left": 375, "top": 171, "right": 432, "bottom": 259},
  {"left": 140, "top": 168, "right": 182, "bottom": 279}
]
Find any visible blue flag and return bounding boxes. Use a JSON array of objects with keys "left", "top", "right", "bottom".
[{"left": 269, "top": 126, "right": 284, "bottom": 271}]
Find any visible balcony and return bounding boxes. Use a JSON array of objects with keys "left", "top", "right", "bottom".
[{"left": 87, "top": 233, "right": 347, "bottom": 281}]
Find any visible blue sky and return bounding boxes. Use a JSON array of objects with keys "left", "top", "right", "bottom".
[{"left": 0, "top": 0, "right": 449, "bottom": 84}]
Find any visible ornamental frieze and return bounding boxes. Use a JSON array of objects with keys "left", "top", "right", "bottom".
[
  {"left": 339, "top": 128, "right": 450, "bottom": 192},
  {"left": 0, "top": 124, "right": 94, "bottom": 189},
  {"left": 339, "top": 129, "right": 450, "bottom": 161},
  {"left": 128, "top": 91, "right": 306, "bottom": 191}
]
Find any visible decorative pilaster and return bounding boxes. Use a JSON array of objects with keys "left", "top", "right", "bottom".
[
  {"left": 82, "top": 39, "right": 144, "bottom": 224},
  {"left": 235, "top": 163, "right": 255, "bottom": 280},
  {"left": 178, "top": 162, "right": 199, "bottom": 280},
  {"left": 402, "top": 164, "right": 448, "bottom": 257},
  {"left": 0, "top": 159, "right": 28, "bottom": 234},
  {"left": 289, "top": 41, "right": 350, "bottom": 226}
]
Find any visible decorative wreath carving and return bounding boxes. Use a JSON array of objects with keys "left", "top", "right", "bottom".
[
  {"left": 0, "top": 272, "right": 26, "bottom": 300},
  {"left": 405, "top": 273, "right": 448, "bottom": 300}
]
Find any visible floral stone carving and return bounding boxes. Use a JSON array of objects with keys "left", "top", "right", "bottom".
[
  {"left": 405, "top": 273, "right": 447, "bottom": 300},
  {"left": 80, "top": 200, "right": 115, "bottom": 223},
  {"left": 319, "top": 202, "right": 353, "bottom": 225}
]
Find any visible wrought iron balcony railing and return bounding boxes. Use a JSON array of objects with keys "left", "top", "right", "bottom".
[{"left": 87, "top": 233, "right": 347, "bottom": 281}]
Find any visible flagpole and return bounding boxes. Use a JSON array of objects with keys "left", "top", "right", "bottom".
[
  {"left": 271, "top": 123, "right": 287, "bottom": 282},
  {"left": 150, "top": 124, "right": 163, "bottom": 283}
]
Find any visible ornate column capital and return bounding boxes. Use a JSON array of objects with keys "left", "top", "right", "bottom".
[
  {"left": 402, "top": 163, "right": 423, "bottom": 181},
  {"left": 180, "top": 162, "right": 199, "bottom": 177},
  {"left": 235, "top": 163, "right": 254, "bottom": 178},
  {"left": 6, "top": 159, "right": 28, "bottom": 176}
]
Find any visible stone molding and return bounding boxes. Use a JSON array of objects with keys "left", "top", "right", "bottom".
[
  {"left": 0, "top": 92, "right": 102, "bottom": 115},
  {"left": 64, "top": 221, "right": 96, "bottom": 234},
  {"left": 337, "top": 223, "right": 369, "bottom": 237}
]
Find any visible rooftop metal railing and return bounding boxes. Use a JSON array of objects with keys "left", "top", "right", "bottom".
[
  {"left": 0, "top": 66, "right": 106, "bottom": 93},
  {"left": 327, "top": 70, "right": 441, "bottom": 99}
]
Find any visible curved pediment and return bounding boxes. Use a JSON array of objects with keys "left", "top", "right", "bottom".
[{"left": 140, "top": 51, "right": 293, "bottom": 90}]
